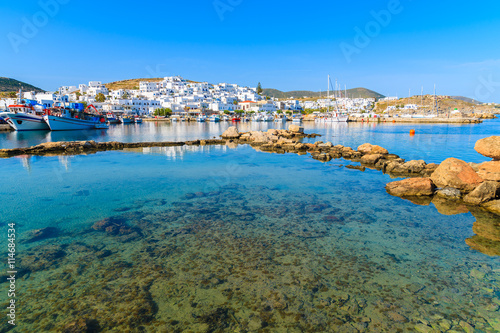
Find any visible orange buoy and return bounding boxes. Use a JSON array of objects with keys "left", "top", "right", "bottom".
[
  {"left": 392, "top": 120, "right": 396, "bottom": 123},
  {"left": 410, "top": 129, "right": 416, "bottom": 136}
]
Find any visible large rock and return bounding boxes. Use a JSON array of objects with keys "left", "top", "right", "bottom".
[
  {"left": 221, "top": 126, "right": 240, "bottom": 139},
  {"left": 430, "top": 158, "right": 483, "bottom": 193},
  {"left": 289, "top": 125, "right": 304, "bottom": 133},
  {"left": 361, "top": 154, "right": 383, "bottom": 165},
  {"left": 357, "top": 143, "right": 389, "bottom": 155},
  {"left": 475, "top": 136, "right": 500, "bottom": 160},
  {"left": 477, "top": 161, "right": 500, "bottom": 181},
  {"left": 249, "top": 131, "right": 270, "bottom": 143},
  {"left": 402, "top": 160, "right": 427, "bottom": 174},
  {"left": 385, "top": 177, "right": 436, "bottom": 197},
  {"left": 464, "top": 181, "right": 500, "bottom": 205}
]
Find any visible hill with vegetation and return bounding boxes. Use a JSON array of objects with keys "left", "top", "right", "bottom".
[
  {"left": 0, "top": 77, "right": 44, "bottom": 93},
  {"left": 105, "top": 78, "right": 163, "bottom": 91},
  {"left": 262, "top": 87, "right": 384, "bottom": 100},
  {"left": 374, "top": 95, "right": 494, "bottom": 113}
]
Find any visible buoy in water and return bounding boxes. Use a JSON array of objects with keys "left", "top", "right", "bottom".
[
  {"left": 392, "top": 120, "right": 396, "bottom": 123},
  {"left": 410, "top": 129, "right": 416, "bottom": 136}
]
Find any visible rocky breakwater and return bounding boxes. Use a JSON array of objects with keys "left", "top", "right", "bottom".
[
  {"left": 385, "top": 136, "right": 500, "bottom": 255},
  {"left": 0, "top": 139, "right": 227, "bottom": 158},
  {"left": 221, "top": 125, "right": 321, "bottom": 154},
  {"left": 385, "top": 138, "right": 500, "bottom": 213}
]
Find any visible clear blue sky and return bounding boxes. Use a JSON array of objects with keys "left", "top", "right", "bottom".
[{"left": 1, "top": 0, "right": 500, "bottom": 102}]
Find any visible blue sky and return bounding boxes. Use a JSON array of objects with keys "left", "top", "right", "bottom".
[{"left": 1, "top": 0, "right": 500, "bottom": 102}]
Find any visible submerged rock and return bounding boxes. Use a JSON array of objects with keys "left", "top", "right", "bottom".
[
  {"left": 25, "top": 227, "right": 60, "bottom": 243},
  {"left": 430, "top": 158, "right": 483, "bottom": 193},
  {"left": 482, "top": 200, "right": 500, "bottom": 215},
  {"left": 385, "top": 178, "right": 435, "bottom": 197},
  {"left": 431, "top": 196, "right": 469, "bottom": 215},
  {"left": 475, "top": 136, "right": 500, "bottom": 160}
]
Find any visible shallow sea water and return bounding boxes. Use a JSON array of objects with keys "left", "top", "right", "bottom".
[{"left": 1, "top": 144, "right": 499, "bottom": 332}]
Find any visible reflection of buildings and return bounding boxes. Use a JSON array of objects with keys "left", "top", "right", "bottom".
[
  {"left": 16, "top": 155, "right": 31, "bottom": 173},
  {"left": 127, "top": 145, "right": 229, "bottom": 161}
]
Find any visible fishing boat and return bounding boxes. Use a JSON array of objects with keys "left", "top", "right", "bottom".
[
  {"left": 106, "top": 113, "right": 121, "bottom": 124},
  {"left": 209, "top": 114, "right": 220, "bottom": 122},
  {"left": 134, "top": 116, "right": 143, "bottom": 123},
  {"left": 43, "top": 104, "right": 108, "bottom": 131},
  {"left": 120, "top": 115, "right": 134, "bottom": 124},
  {"left": 292, "top": 116, "right": 302, "bottom": 123},
  {"left": 231, "top": 116, "right": 241, "bottom": 122},
  {"left": 0, "top": 89, "right": 50, "bottom": 131},
  {"left": 197, "top": 114, "right": 207, "bottom": 122}
]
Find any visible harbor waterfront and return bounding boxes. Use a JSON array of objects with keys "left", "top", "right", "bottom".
[{"left": 0, "top": 120, "right": 499, "bottom": 332}]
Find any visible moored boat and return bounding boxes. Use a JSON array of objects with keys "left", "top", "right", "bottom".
[
  {"left": 209, "top": 114, "right": 220, "bottom": 122},
  {"left": 0, "top": 89, "right": 50, "bottom": 131},
  {"left": 43, "top": 105, "right": 108, "bottom": 131}
]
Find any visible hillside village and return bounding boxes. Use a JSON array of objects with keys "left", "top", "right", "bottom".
[
  {"left": 1, "top": 76, "right": 498, "bottom": 119},
  {"left": 0, "top": 76, "right": 378, "bottom": 116}
]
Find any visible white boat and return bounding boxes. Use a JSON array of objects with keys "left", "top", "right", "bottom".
[
  {"left": 197, "top": 115, "right": 207, "bottom": 122},
  {"left": 292, "top": 117, "right": 302, "bottom": 123},
  {"left": 0, "top": 89, "right": 50, "bottom": 131},
  {"left": 253, "top": 114, "right": 263, "bottom": 122},
  {"left": 1, "top": 105, "right": 50, "bottom": 131},
  {"left": 315, "top": 113, "right": 348, "bottom": 123},
  {"left": 134, "top": 116, "right": 143, "bottom": 123},
  {"left": 263, "top": 114, "right": 274, "bottom": 122},
  {"left": 43, "top": 107, "right": 109, "bottom": 131},
  {"left": 209, "top": 115, "right": 220, "bottom": 122}
]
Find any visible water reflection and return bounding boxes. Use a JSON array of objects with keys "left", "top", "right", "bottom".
[{"left": 2, "top": 119, "right": 498, "bottom": 163}]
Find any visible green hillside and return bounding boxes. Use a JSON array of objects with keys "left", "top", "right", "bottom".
[
  {"left": 262, "top": 87, "right": 385, "bottom": 100},
  {"left": 0, "top": 77, "right": 44, "bottom": 93}
]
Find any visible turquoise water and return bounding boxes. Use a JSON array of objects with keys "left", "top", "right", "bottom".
[
  {"left": 1, "top": 143, "right": 499, "bottom": 332},
  {"left": 1, "top": 118, "right": 499, "bottom": 163}
]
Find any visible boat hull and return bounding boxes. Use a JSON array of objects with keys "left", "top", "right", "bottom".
[
  {"left": 0, "top": 112, "right": 50, "bottom": 131},
  {"left": 43, "top": 115, "right": 107, "bottom": 131}
]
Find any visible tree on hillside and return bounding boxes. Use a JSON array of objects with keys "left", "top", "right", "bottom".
[
  {"left": 8, "top": 92, "right": 16, "bottom": 98},
  {"left": 95, "top": 93, "right": 106, "bottom": 103},
  {"left": 256, "top": 82, "right": 263, "bottom": 95}
]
